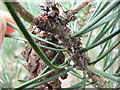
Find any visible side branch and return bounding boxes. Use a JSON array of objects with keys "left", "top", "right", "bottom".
[
  {"left": 71, "top": 1, "right": 89, "bottom": 15},
  {"left": 61, "top": 1, "right": 89, "bottom": 24}
]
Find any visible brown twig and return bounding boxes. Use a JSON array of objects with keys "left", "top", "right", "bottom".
[
  {"left": 10, "top": 2, "right": 38, "bottom": 25},
  {"left": 61, "top": 1, "right": 89, "bottom": 24},
  {"left": 71, "top": 2, "right": 89, "bottom": 15}
]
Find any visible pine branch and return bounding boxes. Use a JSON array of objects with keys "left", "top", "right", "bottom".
[{"left": 10, "top": 2, "right": 38, "bottom": 25}]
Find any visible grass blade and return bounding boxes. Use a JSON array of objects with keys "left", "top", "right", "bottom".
[
  {"left": 91, "top": 0, "right": 109, "bottom": 19},
  {"left": 79, "top": 9, "right": 120, "bottom": 35},
  {"left": 89, "top": 40, "right": 120, "bottom": 64},
  {"left": 115, "top": 66, "right": 120, "bottom": 73},
  {"left": 86, "top": 0, "right": 107, "bottom": 47},
  {"left": 7, "top": 21, "right": 19, "bottom": 31},
  {"left": 98, "top": 41, "right": 108, "bottom": 58},
  {"left": 70, "top": 0, "right": 119, "bottom": 38},
  {"left": 103, "top": 36, "right": 119, "bottom": 69},
  {"left": 91, "top": 18, "right": 119, "bottom": 44},
  {"left": 7, "top": 21, "right": 65, "bottom": 49},
  {"left": 82, "top": 71, "right": 87, "bottom": 89},
  {"left": 103, "top": 50, "right": 120, "bottom": 71},
  {"left": 70, "top": 70, "right": 83, "bottom": 79},
  {"left": 113, "top": 73, "right": 120, "bottom": 77},
  {"left": 5, "top": 34, "right": 66, "bottom": 52},
  {"left": 87, "top": 66, "right": 120, "bottom": 83},
  {"left": 14, "top": 69, "right": 55, "bottom": 89},
  {"left": 69, "top": 80, "right": 91, "bottom": 89},
  {"left": 82, "top": 29, "right": 120, "bottom": 52},
  {"left": 27, "top": 66, "right": 73, "bottom": 88},
  {"left": 14, "top": 61, "right": 68, "bottom": 89},
  {"left": 38, "top": 52, "right": 61, "bottom": 76}
]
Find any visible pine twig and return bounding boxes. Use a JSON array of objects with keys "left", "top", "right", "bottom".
[
  {"left": 9, "top": 1, "right": 38, "bottom": 25},
  {"left": 61, "top": 1, "right": 89, "bottom": 24}
]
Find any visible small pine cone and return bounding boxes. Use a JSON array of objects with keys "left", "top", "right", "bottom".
[{"left": 22, "top": 25, "right": 68, "bottom": 88}]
